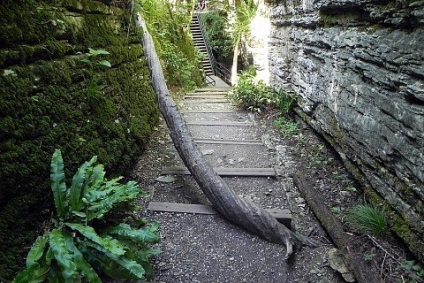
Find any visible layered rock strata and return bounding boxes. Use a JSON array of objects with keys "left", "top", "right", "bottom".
[{"left": 264, "top": 0, "right": 424, "bottom": 260}]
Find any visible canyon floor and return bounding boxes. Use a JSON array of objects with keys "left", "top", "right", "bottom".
[{"left": 117, "top": 79, "right": 420, "bottom": 283}]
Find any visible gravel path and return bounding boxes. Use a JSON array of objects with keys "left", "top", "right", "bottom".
[{"left": 123, "top": 80, "right": 348, "bottom": 283}]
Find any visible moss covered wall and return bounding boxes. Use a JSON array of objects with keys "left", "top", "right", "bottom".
[{"left": 0, "top": 0, "right": 160, "bottom": 279}]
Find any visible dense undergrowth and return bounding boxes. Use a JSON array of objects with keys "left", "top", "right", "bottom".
[{"left": 137, "top": 0, "right": 204, "bottom": 90}]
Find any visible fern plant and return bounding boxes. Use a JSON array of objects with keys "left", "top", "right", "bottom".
[{"left": 13, "top": 149, "right": 160, "bottom": 283}]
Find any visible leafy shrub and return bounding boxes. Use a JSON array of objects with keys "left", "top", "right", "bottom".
[
  {"left": 275, "top": 89, "right": 297, "bottom": 115},
  {"left": 229, "top": 69, "right": 276, "bottom": 112},
  {"left": 13, "top": 149, "right": 160, "bottom": 282},
  {"left": 201, "top": 10, "right": 233, "bottom": 66},
  {"left": 346, "top": 204, "right": 388, "bottom": 236},
  {"left": 138, "top": 0, "right": 203, "bottom": 90},
  {"left": 274, "top": 117, "right": 299, "bottom": 138}
]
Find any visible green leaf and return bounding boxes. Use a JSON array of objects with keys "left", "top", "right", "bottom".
[
  {"left": 48, "top": 229, "right": 77, "bottom": 281},
  {"left": 108, "top": 223, "right": 160, "bottom": 244},
  {"left": 98, "top": 60, "right": 112, "bottom": 68},
  {"left": 63, "top": 234, "right": 102, "bottom": 283},
  {"left": 69, "top": 156, "right": 97, "bottom": 212},
  {"left": 80, "top": 58, "right": 91, "bottom": 64},
  {"left": 88, "top": 48, "right": 110, "bottom": 56},
  {"left": 26, "top": 235, "right": 48, "bottom": 268},
  {"left": 12, "top": 265, "right": 50, "bottom": 283},
  {"left": 65, "top": 223, "right": 126, "bottom": 256},
  {"left": 3, "top": 69, "right": 17, "bottom": 76},
  {"left": 83, "top": 164, "right": 106, "bottom": 200},
  {"left": 86, "top": 241, "right": 145, "bottom": 279},
  {"left": 50, "top": 149, "right": 68, "bottom": 220},
  {"left": 331, "top": 207, "right": 341, "bottom": 214},
  {"left": 86, "top": 181, "right": 140, "bottom": 221},
  {"left": 45, "top": 247, "right": 54, "bottom": 265},
  {"left": 71, "top": 211, "right": 87, "bottom": 218}
]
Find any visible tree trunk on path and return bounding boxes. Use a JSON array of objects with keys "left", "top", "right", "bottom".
[
  {"left": 134, "top": 10, "right": 315, "bottom": 259},
  {"left": 293, "top": 173, "right": 384, "bottom": 283}
]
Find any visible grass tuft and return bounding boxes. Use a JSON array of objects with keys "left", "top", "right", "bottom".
[{"left": 346, "top": 204, "right": 388, "bottom": 236}]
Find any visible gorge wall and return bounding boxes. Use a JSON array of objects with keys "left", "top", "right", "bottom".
[
  {"left": 0, "top": 0, "right": 160, "bottom": 279},
  {"left": 262, "top": 0, "right": 424, "bottom": 260}
]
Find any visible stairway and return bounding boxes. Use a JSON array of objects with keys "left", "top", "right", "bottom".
[{"left": 190, "top": 14, "right": 214, "bottom": 76}]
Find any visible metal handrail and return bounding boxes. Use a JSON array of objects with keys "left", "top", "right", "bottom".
[
  {"left": 194, "top": 11, "right": 216, "bottom": 72},
  {"left": 194, "top": 10, "right": 232, "bottom": 86}
]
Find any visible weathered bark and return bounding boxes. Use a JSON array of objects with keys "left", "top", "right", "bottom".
[
  {"left": 293, "top": 173, "right": 384, "bottom": 283},
  {"left": 134, "top": 11, "right": 315, "bottom": 258}
]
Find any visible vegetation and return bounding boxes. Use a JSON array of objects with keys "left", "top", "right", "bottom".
[
  {"left": 137, "top": 0, "right": 204, "bottom": 90},
  {"left": 228, "top": 0, "right": 258, "bottom": 84},
  {"left": 347, "top": 204, "right": 388, "bottom": 236},
  {"left": 13, "top": 149, "right": 160, "bottom": 282},
  {"left": 201, "top": 10, "right": 233, "bottom": 67},
  {"left": 229, "top": 69, "right": 277, "bottom": 112},
  {"left": 274, "top": 117, "right": 299, "bottom": 138},
  {"left": 0, "top": 1, "right": 162, "bottom": 280}
]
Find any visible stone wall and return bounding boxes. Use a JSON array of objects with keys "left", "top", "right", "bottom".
[
  {"left": 0, "top": 0, "right": 160, "bottom": 279},
  {"left": 263, "top": 0, "right": 424, "bottom": 260}
]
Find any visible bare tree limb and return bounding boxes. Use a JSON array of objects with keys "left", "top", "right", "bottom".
[{"left": 133, "top": 9, "right": 315, "bottom": 259}]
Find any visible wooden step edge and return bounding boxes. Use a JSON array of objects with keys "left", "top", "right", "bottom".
[
  {"left": 194, "top": 139, "right": 262, "bottom": 145},
  {"left": 184, "top": 95, "right": 228, "bottom": 100},
  {"left": 147, "top": 202, "right": 292, "bottom": 227},
  {"left": 186, "top": 92, "right": 228, "bottom": 95},
  {"left": 183, "top": 99, "right": 232, "bottom": 104},
  {"left": 161, "top": 167, "right": 276, "bottom": 177},
  {"left": 186, "top": 121, "right": 253, "bottom": 126},
  {"left": 181, "top": 109, "right": 238, "bottom": 113},
  {"left": 195, "top": 88, "right": 231, "bottom": 92}
]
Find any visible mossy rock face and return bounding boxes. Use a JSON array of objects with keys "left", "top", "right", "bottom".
[{"left": 0, "top": 0, "right": 161, "bottom": 280}]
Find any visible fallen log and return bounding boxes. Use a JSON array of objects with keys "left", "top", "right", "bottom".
[
  {"left": 293, "top": 173, "right": 384, "bottom": 283},
  {"left": 133, "top": 9, "right": 316, "bottom": 258}
]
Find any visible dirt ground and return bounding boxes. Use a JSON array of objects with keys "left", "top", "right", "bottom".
[{"left": 119, "top": 87, "right": 422, "bottom": 283}]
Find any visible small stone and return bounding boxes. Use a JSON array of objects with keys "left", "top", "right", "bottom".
[
  {"left": 156, "top": 175, "right": 176, "bottom": 183},
  {"left": 295, "top": 197, "right": 305, "bottom": 204},
  {"left": 327, "top": 248, "right": 355, "bottom": 282},
  {"left": 201, "top": 149, "right": 215, "bottom": 155}
]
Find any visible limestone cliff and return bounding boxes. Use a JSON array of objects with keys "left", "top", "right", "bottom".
[{"left": 262, "top": 0, "right": 424, "bottom": 260}]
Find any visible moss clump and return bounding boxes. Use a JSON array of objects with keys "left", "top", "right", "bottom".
[{"left": 0, "top": 0, "right": 164, "bottom": 280}]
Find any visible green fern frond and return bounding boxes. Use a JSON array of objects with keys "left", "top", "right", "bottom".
[
  {"left": 85, "top": 241, "right": 146, "bottom": 279},
  {"left": 48, "top": 229, "right": 78, "bottom": 280},
  {"left": 70, "top": 240, "right": 102, "bottom": 283},
  {"left": 69, "top": 156, "right": 97, "bottom": 212},
  {"left": 50, "top": 149, "right": 69, "bottom": 220},
  {"left": 108, "top": 223, "right": 160, "bottom": 244},
  {"left": 65, "top": 223, "right": 126, "bottom": 256},
  {"left": 26, "top": 235, "right": 48, "bottom": 269},
  {"left": 86, "top": 183, "right": 140, "bottom": 221},
  {"left": 84, "top": 164, "right": 106, "bottom": 196},
  {"left": 12, "top": 265, "right": 50, "bottom": 283}
]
